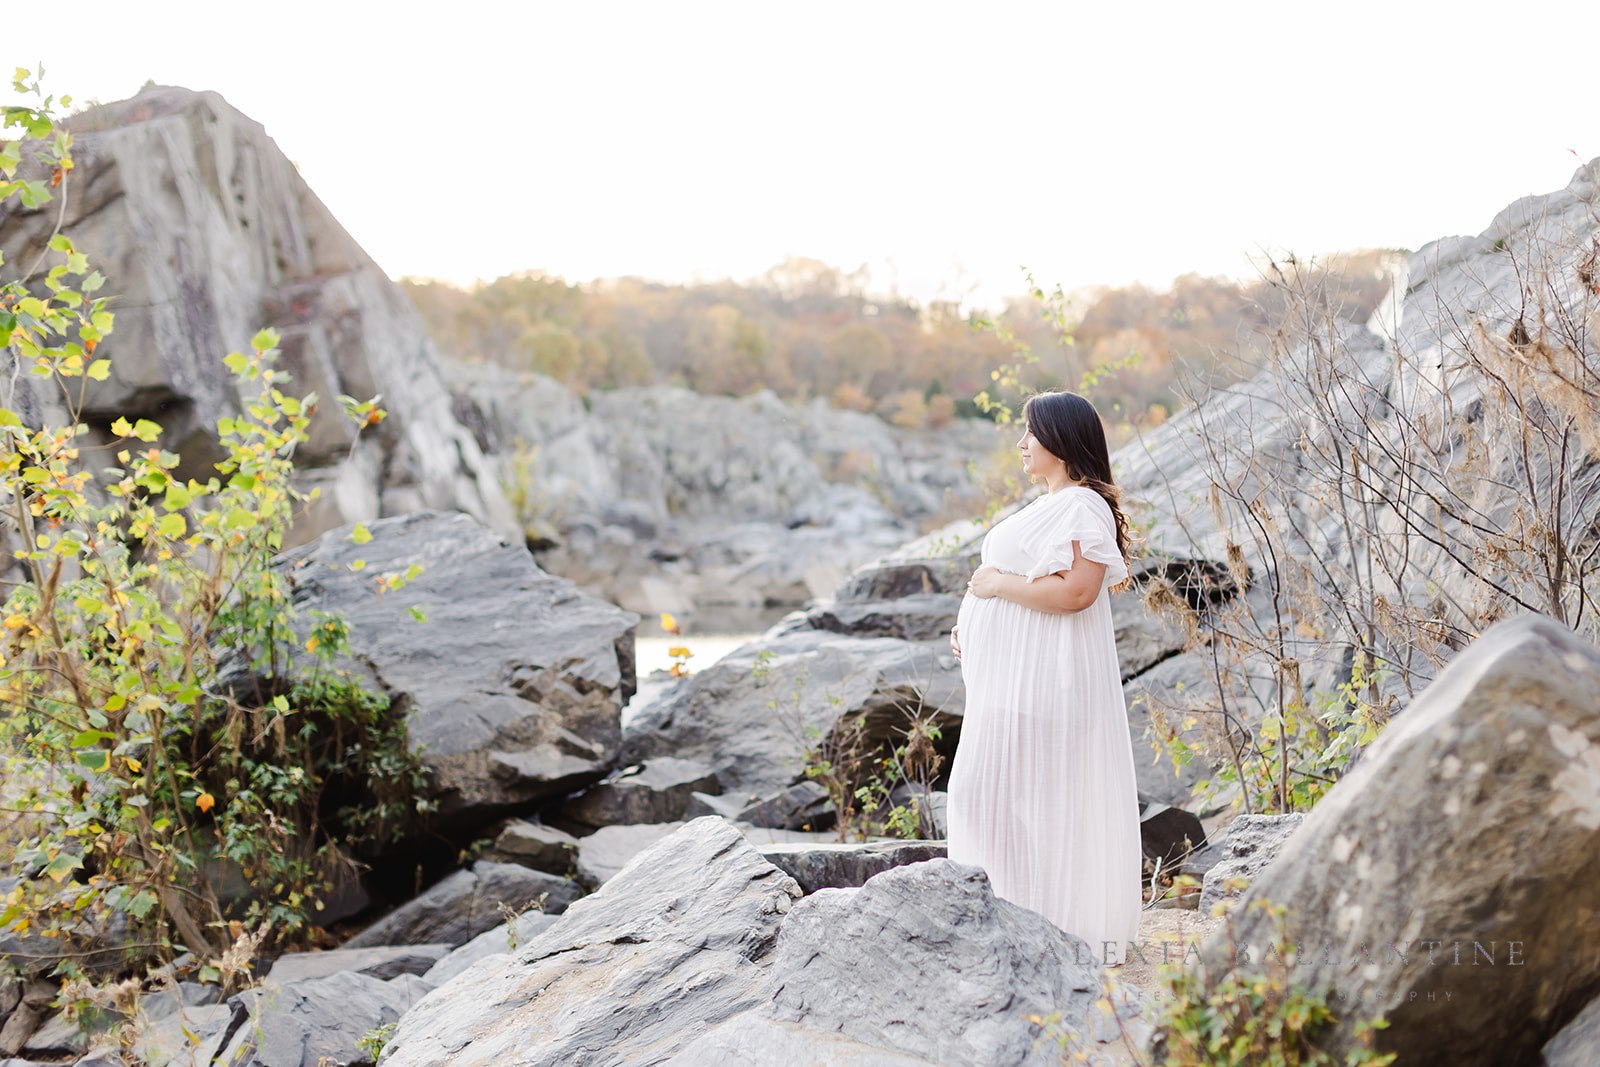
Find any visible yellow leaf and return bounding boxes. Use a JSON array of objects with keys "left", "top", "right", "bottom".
[
  {"left": 659, "top": 612, "right": 680, "bottom": 634},
  {"left": 350, "top": 523, "right": 372, "bottom": 545},
  {"left": 305, "top": 635, "right": 320, "bottom": 653},
  {"left": 124, "top": 757, "right": 141, "bottom": 774},
  {"left": 196, "top": 792, "right": 216, "bottom": 813}
]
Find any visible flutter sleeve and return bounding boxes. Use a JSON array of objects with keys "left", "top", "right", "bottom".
[{"left": 1017, "top": 490, "right": 1129, "bottom": 588}]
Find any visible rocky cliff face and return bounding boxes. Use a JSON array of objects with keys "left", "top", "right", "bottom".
[
  {"left": 0, "top": 85, "right": 517, "bottom": 546},
  {"left": 448, "top": 360, "right": 1007, "bottom": 621}
]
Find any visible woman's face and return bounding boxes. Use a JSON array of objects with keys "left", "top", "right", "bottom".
[{"left": 1017, "top": 422, "right": 1066, "bottom": 481}]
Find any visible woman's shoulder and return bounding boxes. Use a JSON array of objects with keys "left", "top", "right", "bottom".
[{"left": 1041, "top": 485, "right": 1105, "bottom": 509}]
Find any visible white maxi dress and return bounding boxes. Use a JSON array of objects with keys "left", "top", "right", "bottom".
[{"left": 946, "top": 485, "right": 1142, "bottom": 966}]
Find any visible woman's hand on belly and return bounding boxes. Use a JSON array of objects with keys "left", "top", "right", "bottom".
[{"left": 967, "top": 564, "right": 1007, "bottom": 599}]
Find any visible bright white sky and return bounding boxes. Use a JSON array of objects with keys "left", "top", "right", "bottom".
[{"left": 11, "top": 1, "right": 1600, "bottom": 310}]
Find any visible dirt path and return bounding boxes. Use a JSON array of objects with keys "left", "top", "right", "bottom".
[
  {"left": 1115, "top": 906, "right": 1224, "bottom": 1000},
  {"left": 1063, "top": 906, "right": 1226, "bottom": 1066}
]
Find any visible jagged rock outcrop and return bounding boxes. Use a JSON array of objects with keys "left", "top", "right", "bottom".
[
  {"left": 278, "top": 511, "right": 639, "bottom": 827},
  {"left": 0, "top": 85, "right": 517, "bottom": 547},
  {"left": 1192, "top": 615, "right": 1600, "bottom": 1065}
]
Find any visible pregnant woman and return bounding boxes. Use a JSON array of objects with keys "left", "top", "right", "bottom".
[{"left": 946, "top": 389, "right": 1142, "bottom": 967}]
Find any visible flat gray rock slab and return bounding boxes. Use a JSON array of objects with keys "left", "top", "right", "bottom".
[
  {"left": 559, "top": 756, "right": 721, "bottom": 828},
  {"left": 346, "top": 860, "right": 581, "bottom": 949},
  {"left": 265, "top": 943, "right": 451, "bottom": 983}
]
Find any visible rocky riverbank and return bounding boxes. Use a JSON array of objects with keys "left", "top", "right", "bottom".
[{"left": 3, "top": 83, "right": 1599, "bottom": 1067}]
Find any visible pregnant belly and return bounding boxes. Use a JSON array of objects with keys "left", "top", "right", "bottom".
[{"left": 957, "top": 592, "right": 1024, "bottom": 675}]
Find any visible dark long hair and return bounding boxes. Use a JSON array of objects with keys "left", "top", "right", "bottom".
[{"left": 1022, "top": 390, "right": 1135, "bottom": 571}]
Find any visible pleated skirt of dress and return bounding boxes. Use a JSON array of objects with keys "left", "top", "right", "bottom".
[{"left": 946, "top": 587, "right": 1143, "bottom": 966}]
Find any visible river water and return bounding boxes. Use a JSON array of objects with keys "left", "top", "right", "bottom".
[{"left": 625, "top": 632, "right": 763, "bottom": 727}]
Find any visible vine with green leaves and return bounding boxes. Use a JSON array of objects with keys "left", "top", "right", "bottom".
[{"left": 0, "top": 66, "right": 430, "bottom": 979}]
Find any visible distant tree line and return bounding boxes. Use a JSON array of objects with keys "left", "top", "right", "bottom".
[{"left": 403, "top": 251, "right": 1403, "bottom": 429}]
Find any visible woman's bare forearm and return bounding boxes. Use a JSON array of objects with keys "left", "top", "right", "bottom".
[{"left": 993, "top": 566, "right": 1102, "bottom": 614}]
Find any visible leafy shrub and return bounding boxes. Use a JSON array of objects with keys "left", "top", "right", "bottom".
[{"left": 0, "top": 67, "right": 429, "bottom": 973}]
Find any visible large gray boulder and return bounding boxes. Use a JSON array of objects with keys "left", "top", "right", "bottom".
[
  {"left": 346, "top": 861, "right": 581, "bottom": 949},
  {"left": 0, "top": 85, "right": 516, "bottom": 547},
  {"left": 1194, "top": 616, "right": 1600, "bottom": 1065},
  {"left": 279, "top": 510, "right": 639, "bottom": 824},
  {"left": 668, "top": 858, "right": 1147, "bottom": 1066},
  {"left": 379, "top": 818, "right": 804, "bottom": 1066},
  {"left": 619, "top": 628, "right": 962, "bottom": 801}
]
